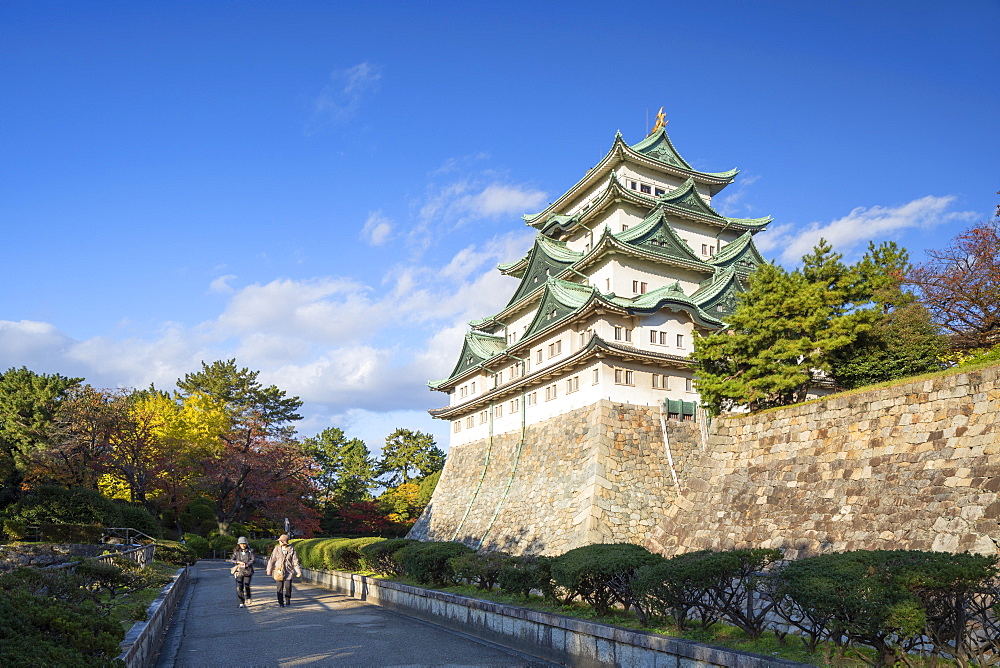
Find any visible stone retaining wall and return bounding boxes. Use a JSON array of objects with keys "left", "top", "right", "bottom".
[
  {"left": 409, "top": 400, "right": 701, "bottom": 555},
  {"left": 300, "top": 567, "right": 803, "bottom": 668},
  {"left": 648, "top": 365, "right": 1000, "bottom": 558},
  {"left": 416, "top": 365, "right": 999, "bottom": 558},
  {"left": 117, "top": 565, "right": 189, "bottom": 668}
]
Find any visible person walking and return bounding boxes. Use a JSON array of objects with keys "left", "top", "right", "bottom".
[
  {"left": 229, "top": 537, "right": 255, "bottom": 608},
  {"left": 266, "top": 533, "right": 302, "bottom": 607}
]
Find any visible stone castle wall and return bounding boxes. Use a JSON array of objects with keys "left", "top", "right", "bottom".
[
  {"left": 412, "top": 364, "right": 1000, "bottom": 558},
  {"left": 408, "top": 400, "right": 700, "bottom": 555},
  {"left": 647, "top": 365, "right": 1000, "bottom": 558}
]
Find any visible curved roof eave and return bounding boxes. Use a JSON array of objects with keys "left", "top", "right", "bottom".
[
  {"left": 427, "top": 334, "right": 695, "bottom": 414},
  {"left": 525, "top": 131, "right": 741, "bottom": 226}
]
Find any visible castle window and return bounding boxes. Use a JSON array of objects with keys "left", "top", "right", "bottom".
[
  {"left": 614, "top": 326, "right": 632, "bottom": 343},
  {"left": 545, "top": 384, "right": 557, "bottom": 401},
  {"left": 676, "top": 334, "right": 684, "bottom": 349},
  {"left": 655, "top": 187, "right": 665, "bottom": 196},
  {"left": 630, "top": 180, "right": 637, "bottom": 190},
  {"left": 548, "top": 340, "right": 562, "bottom": 358},
  {"left": 527, "top": 392, "right": 537, "bottom": 406},
  {"left": 650, "top": 329, "right": 657, "bottom": 344},
  {"left": 614, "top": 368, "right": 634, "bottom": 385},
  {"left": 632, "top": 280, "right": 647, "bottom": 294},
  {"left": 536, "top": 349, "right": 543, "bottom": 364},
  {"left": 701, "top": 244, "right": 715, "bottom": 256},
  {"left": 480, "top": 410, "right": 488, "bottom": 424},
  {"left": 453, "top": 421, "right": 461, "bottom": 433},
  {"left": 652, "top": 374, "right": 669, "bottom": 390},
  {"left": 471, "top": 382, "right": 476, "bottom": 393},
  {"left": 566, "top": 376, "right": 579, "bottom": 393},
  {"left": 466, "top": 416, "right": 475, "bottom": 428},
  {"left": 640, "top": 184, "right": 651, "bottom": 194},
  {"left": 593, "top": 368, "right": 600, "bottom": 384},
  {"left": 510, "top": 397, "right": 519, "bottom": 413},
  {"left": 494, "top": 404, "right": 503, "bottom": 418},
  {"left": 622, "top": 224, "right": 629, "bottom": 232},
  {"left": 660, "top": 331, "right": 668, "bottom": 345},
  {"left": 685, "top": 378, "right": 694, "bottom": 392}
]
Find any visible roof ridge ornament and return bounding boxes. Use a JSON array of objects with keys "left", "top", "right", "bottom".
[{"left": 648, "top": 107, "right": 667, "bottom": 136}]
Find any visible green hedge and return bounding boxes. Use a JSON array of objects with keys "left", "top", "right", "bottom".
[
  {"left": 398, "top": 541, "right": 474, "bottom": 585},
  {"left": 551, "top": 543, "right": 663, "bottom": 615},
  {"left": 360, "top": 538, "right": 417, "bottom": 576}
]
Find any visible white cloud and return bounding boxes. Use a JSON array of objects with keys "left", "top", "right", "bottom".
[
  {"left": 360, "top": 211, "right": 393, "bottom": 246},
  {"left": 310, "top": 62, "right": 382, "bottom": 128},
  {"left": 757, "top": 195, "right": 978, "bottom": 265},
  {"left": 209, "top": 274, "right": 238, "bottom": 294}
]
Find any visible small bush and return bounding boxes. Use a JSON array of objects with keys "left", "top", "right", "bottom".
[
  {"left": 398, "top": 541, "right": 474, "bottom": 585},
  {"left": 449, "top": 551, "right": 509, "bottom": 590},
  {"left": 208, "top": 533, "right": 237, "bottom": 556},
  {"left": 2, "top": 518, "right": 27, "bottom": 540},
  {"left": 182, "top": 534, "right": 210, "bottom": 558},
  {"left": 108, "top": 501, "right": 161, "bottom": 538},
  {"left": 551, "top": 543, "right": 663, "bottom": 616},
  {"left": 154, "top": 540, "right": 198, "bottom": 566},
  {"left": 631, "top": 549, "right": 716, "bottom": 628},
  {"left": 360, "top": 538, "right": 417, "bottom": 576},
  {"left": 498, "top": 555, "right": 554, "bottom": 600}
]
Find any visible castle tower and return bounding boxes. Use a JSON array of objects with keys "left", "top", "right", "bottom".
[{"left": 410, "top": 119, "right": 771, "bottom": 553}]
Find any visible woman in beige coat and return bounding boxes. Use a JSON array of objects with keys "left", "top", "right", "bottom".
[{"left": 265, "top": 534, "right": 302, "bottom": 607}]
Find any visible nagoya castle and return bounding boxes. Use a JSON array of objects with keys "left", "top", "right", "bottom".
[{"left": 409, "top": 112, "right": 771, "bottom": 554}]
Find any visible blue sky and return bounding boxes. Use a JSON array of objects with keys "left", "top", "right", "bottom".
[{"left": 2, "top": 1, "right": 997, "bottom": 454}]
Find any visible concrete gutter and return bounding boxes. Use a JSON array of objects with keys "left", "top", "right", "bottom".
[
  {"left": 301, "top": 567, "right": 807, "bottom": 668},
  {"left": 117, "top": 565, "right": 189, "bottom": 667}
]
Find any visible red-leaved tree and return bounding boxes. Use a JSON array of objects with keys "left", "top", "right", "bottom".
[{"left": 907, "top": 198, "right": 1000, "bottom": 350}]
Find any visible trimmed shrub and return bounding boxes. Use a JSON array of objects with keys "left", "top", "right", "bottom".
[
  {"left": 778, "top": 550, "right": 930, "bottom": 666},
  {"left": 330, "top": 537, "right": 384, "bottom": 571},
  {"left": 5, "top": 485, "right": 113, "bottom": 525},
  {"left": 154, "top": 540, "right": 198, "bottom": 566},
  {"left": 107, "top": 501, "right": 161, "bottom": 538},
  {"left": 690, "top": 548, "right": 782, "bottom": 639},
  {"left": 551, "top": 543, "right": 663, "bottom": 616},
  {"left": 39, "top": 523, "right": 104, "bottom": 543},
  {"left": 631, "top": 549, "right": 716, "bottom": 628},
  {"left": 360, "top": 538, "right": 417, "bottom": 576},
  {"left": 449, "top": 551, "right": 509, "bottom": 590},
  {"left": 2, "top": 518, "right": 27, "bottom": 540},
  {"left": 498, "top": 555, "right": 554, "bottom": 600},
  {"left": 398, "top": 541, "right": 474, "bottom": 585},
  {"left": 0, "top": 565, "right": 128, "bottom": 665},
  {"left": 182, "top": 534, "right": 210, "bottom": 558},
  {"left": 293, "top": 538, "right": 332, "bottom": 570},
  {"left": 209, "top": 533, "right": 237, "bottom": 556}
]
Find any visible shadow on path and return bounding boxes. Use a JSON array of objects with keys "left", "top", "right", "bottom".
[{"left": 156, "top": 561, "right": 556, "bottom": 667}]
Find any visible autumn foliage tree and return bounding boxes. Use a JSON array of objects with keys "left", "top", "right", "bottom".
[{"left": 907, "top": 200, "right": 1000, "bottom": 350}]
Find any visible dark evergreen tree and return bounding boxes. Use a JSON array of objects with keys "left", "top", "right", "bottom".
[
  {"left": 0, "top": 368, "right": 82, "bottom": 506},
  {"left": 378, "top": 428, "right": 445, "bottom": 486}
]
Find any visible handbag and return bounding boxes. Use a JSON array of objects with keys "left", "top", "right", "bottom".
[
  {"left": 230, "top": 564, "right": 240, "bottom": 576},
  {"left": 273, "top": 566, "right": 285, "bottom": 581}
]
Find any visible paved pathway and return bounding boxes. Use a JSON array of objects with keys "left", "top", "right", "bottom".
[{"left": 155, "top": 561, "right": 555, "bottom": 667}]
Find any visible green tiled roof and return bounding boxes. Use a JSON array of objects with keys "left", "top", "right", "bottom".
[
  {"left": 630, "top": 128, "right": 738, "bottom": 180},
  {"left": 523, "top": 129, "right": 741, "bottom": 226},
  {"left": 504, "top": 235, "right": 583, "bottom": 309},
  {"left": 657, "top": 179, "right": 772, "bottom": 232},
  {"left": 616, "top": 206, "right": 706, "bottom": 266},
  {"left": 708, "top": 231, "right": 765, "bottom": 275},
  {"left": 606, "top": 282, "right": 723, "bottom": 329},
  {"left": 440, "top": 330, "right": 507, "bottom": 383},
  {"left": 522, "top": 278, "right": 598, "bottom": 340},
  {"left": 691, "top": 266, "right": 745, "bottom": 320}
]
